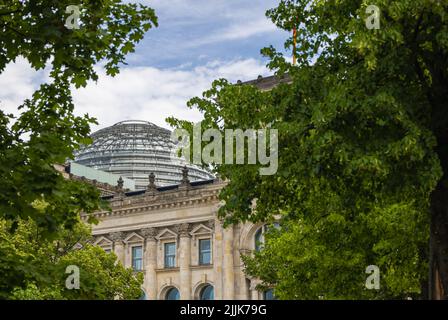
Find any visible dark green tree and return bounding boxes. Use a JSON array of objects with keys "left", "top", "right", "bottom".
[
  {"left": 0, "top": 0, "right": 157, "bottom": 233},
  {"left": 168, "top": 0, "right": 447, "bottom": 299},
  {"left": 0, "top": 0, "right": 156, "bottom": 298}
]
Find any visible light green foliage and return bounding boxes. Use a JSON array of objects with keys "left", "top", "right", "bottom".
[
  {"left": 168, "top": 0, "right": 447, "bottom": 299},
  {"left": 0, "top": 218, "right": 143, "bottom": 300}
]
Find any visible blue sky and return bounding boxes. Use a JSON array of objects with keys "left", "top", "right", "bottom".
[
  {"left": 0, "top": 0, "right": 290, "bottom": 131},
  {"left": 127, "top": 0, "right": 288, "bottom": 68}
]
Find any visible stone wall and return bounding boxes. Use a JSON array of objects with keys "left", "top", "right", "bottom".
[{"left": 83, "top": 178, "right": 266, "bottom": 300}]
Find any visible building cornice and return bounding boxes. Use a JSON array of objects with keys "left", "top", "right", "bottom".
[
  {"left": 92, "top": 220, "right": 215, "bottom": 244},
  {"left": 81, "top": 180, "right": 225, "bottom": 220}
]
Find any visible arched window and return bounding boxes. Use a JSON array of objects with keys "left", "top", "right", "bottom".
[
  {"left": 165, "top": 287, "right": 180, "bottom": 300},
  {"left": 200, "top": 285, "right": 214, "bottom": 300},
  {"left": 254, "top": 227, "right": 264, "bottom": 252},
  {"left": 254, "top": 223, "right": 280, "bottom": 252},
  {"left": 139, "top": 289, "right": 147, "bottom": 300},
  {"left": 263, "top": 289, "right": 275, "bottom": 300}
]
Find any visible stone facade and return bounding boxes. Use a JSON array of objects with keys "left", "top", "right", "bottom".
[
  {"left": 73, "top": 75, "right": 287, "bottom": 300},
  {"left": 81, "top": 174, "right": 268, "bottom": 300}
]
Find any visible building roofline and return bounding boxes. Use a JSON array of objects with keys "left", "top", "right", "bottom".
[
  {"left": 100, "top": 178, "right": 217, "bottom": 200},
  {"left": 236, "top": 73, "right": 292, "bottom": 91}
]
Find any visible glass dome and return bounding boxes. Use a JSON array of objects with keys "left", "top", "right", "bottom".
[{"left": 73, "top": 120, "right": 214, "bottom": 190}]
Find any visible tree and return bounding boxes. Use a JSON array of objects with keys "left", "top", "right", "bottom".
[
  {"left": 0, "top": 218, "right": 143, "bottom": 300},
  {"left": 0, "top": 0, "right": 156, "bottom": 299},
  {"left": 168, "top": 0, "right": 447, "bottom": 299},
  {"left": 0, "top": 0, "right": 157, "bottom": 233}
]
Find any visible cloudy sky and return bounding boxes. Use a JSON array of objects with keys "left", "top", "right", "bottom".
[{"left": 0, "top": 0, "right": 289, "bottom": 131}]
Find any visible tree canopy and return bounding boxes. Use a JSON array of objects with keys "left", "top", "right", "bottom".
[
  {"left": 0, "top": 0, "right": 157, "bottom": 299},
  {"left": 0, "top": 0, "right": 157, "bottom": 233},
  {"left": 0, "top": 218, "right": 143, "bottom": 300},
  {"left": 168, "top": 0, "right": 448, "bottom": 299}
]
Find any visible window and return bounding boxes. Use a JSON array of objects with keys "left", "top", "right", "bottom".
[
  {"left": 166, "top": 287, "right": 180, "bottom": 300},
  {"left": 139, "top": 290, "right": 147, "bottom": 300},
  {"left": 132, "top": 246, "right": 143, "bottom": 271},
  {"left": 255, "top": 223, "right": 280, "bottom": 252},
  {"left": 254, "top": 227, "right": 264, "bottom": 252},
  {"left": 164, "top": 242, "right": 176, "bottom": 268},
  {"left": 200, "top": 285, "right": 214, "bottom": 300},
  {"left": 263, "top": 289, "right": 276, "bottom": 300},
  {"left": 199, "top": 239, "right": 211, "bottom": 265},
  {"left": 104, "top": 248, "right": 112, "bottom": 254}
]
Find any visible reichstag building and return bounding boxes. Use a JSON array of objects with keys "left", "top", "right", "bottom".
[{"left": 61, "top": 75, "right": 288, "bottom": 300}]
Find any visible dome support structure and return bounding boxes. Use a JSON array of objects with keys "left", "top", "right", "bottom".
[{"left": 74, "top": 121, "right": 214, "bottom": 190}]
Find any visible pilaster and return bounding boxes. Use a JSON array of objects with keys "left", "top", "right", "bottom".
[
  {"left": 141, "top": 227, "right": 158, "bottom": 300},
  {"left": 178, "top": 223, "right": 192, "bottom": 300}
]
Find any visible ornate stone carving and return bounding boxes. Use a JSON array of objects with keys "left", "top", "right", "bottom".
[
  {"left": 84, "top": 236, "right": 95, "bottom": 246},
  {"left": 141, "top": 227, "right": 157, "bottom": 240},
  {"left": 109, "top": 231, "right": 124, "bottom": 242},
  {"left": 176, "top": 223, "right": 190, "bottom": 237},
  {"left": 206, "top": 219, "right": 215, "bottom": 231},
  {"left": 114, "top": 176, "right": 125, "bottom": 197},
  {"left": 117, "top": 176, "right": 124, "bottom": 190},
  {"left": 90, "top": 235, "right": 102, "bottom": 244},
  {"left": 86, "top": 181, "right": 224, "bottom": 219},
  {"left": 180, "top": 166, "right": 190, "bottom": 187},
  {"left": 117, "top": 176, "right": 124, "bottom": 189},
  {"left": 147, "top": 172, "right": 158, "bottom": 192}
]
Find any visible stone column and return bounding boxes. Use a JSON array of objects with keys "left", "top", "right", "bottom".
[
  {"left": 250, "top": 279, "right": 259, "bottom": 300},
  {"left": 236, "top": 248, "right": 250, "bottom": 300},
  {"left": 251, "top": 289, "right": 259, "bottom": 300},
  {"left": 141, "top": 227, "right": 158, "bottom": 300},
  {"left": 109, "top": 232, "right": 125, "bottom": 265},
  {"left": 238, "top": 270, "right": 249, "bottom": 300},
  {"left": 223, "top": 224, "right": 235, "bottom": 299},
  {"left": 124, "top": 242, "right": 131, "bottom": 268},
  {"left": 178, "top": 223, "right": 191, "bottom": 300},
  {"left": 213, "top": 219, "right": 223, "bottom": 300}
]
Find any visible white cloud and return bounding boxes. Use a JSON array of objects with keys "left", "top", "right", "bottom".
[
  {"left": 72, "top": 58, "right": 270, "bottom": 131},
  {"left": 0, "top": 58, "right": 269, "bottom": 132},
  {"left": 138, "top": 0, "right": 239, "bottom": 19},
  {"left": 0, "top": 0, "right": 279, "bottom": 132},
  {"left": 0, "top": 57, "right": 47, "bottom": 115},
  {"left": 136, "top": 0, "right": 279, "bottom": 48},
  {"left": 183, "top": 17, "right": 277, "bottom": 48},
  {"left": 218, "top": 18, "right": 277, "bottom": 41}
]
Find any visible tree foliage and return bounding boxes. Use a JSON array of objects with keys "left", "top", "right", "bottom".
[
  {"left": 168, "top": 0, "right": 447, "bottom": 299},
  {"left": 0, "top": 0, "right": 156, "bottom": 299},
  {"left": 0, "top": 0, "right": 157, "bottom": 233},
  {"left": 0, "top": 218, "right": 143, "bottom": 300}
]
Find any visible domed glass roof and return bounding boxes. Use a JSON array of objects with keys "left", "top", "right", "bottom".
[{"left": 74, "top": 120, "right": 214, "bottom": 190}]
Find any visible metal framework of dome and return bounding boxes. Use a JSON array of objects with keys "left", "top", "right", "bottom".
[{"left": 74, "top": 120, "right": 214, "bottom": 190}]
